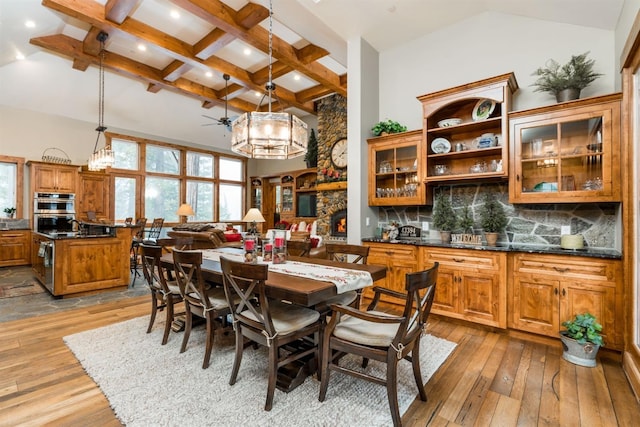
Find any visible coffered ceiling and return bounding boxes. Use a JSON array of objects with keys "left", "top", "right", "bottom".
[{"left": 0, "top": 0, "right": 626, "bottom": 152}]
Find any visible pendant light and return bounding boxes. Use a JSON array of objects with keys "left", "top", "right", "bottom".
[
  {"left": 88, "top": 31, "right": 114, "bottom": 171},
  {"left": 231, "top": 0, "right": 308, "bottom": 159}
]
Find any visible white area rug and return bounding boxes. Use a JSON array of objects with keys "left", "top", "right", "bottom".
[{"left": 64, "top": 316, "right": 456, "bottom": 426}]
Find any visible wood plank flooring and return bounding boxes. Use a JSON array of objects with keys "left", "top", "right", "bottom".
[{"left": 1, "top": 296, "right": 639, "bottom": 426}]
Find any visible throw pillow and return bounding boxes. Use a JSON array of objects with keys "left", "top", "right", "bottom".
[{"left": 224, "top": 232, "right": 242, "bottom": 242}]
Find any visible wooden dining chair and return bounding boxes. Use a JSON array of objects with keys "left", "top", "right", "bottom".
[
  {"left": 318, "top": 262, "right": 439, "bottom": 427},
  {"left": 139, "top": 243, "right": 183, "bottom": 345},
  {"left": 286, "top": 239, "right": 312, "bottom": 257},
  {"left": 322, "top": 243, "right": 370, "bottom": 309},
  {"left": 220, "top": 256, "right": 321, "bottom": 411},
  {"left": 173, "top": 249, "right": 232, "bottom": 369},
  {"left": 130, "top": 217, "right": 148, "bottom": 285}
]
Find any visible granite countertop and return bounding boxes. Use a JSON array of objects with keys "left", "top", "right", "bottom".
[
  {"left": 33, "top": 231, "right": 116, "bottom": 240},
  {"left": 361, "top": 238, "right": 622, "bottom": 260},
  {"left": 0, "top": 218, "right": 30, "bottom": 230}
]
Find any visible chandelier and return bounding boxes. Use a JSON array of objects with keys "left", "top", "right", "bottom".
[
  {"left": 88, "top": 31, "right": 114, "bottom": 171},
  {"left": 231, "top": 0, "right": 308, "bottom": 159}
]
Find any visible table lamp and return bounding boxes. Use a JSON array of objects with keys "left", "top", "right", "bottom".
[
  {"left": 176, "top": 203, "right": 195, "bottom": 223},
  {"left": 242, "top": 208, "right": 265, "bottom": 235}
]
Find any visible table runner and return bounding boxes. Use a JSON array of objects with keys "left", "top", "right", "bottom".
[{"left": 201, "top": 249, "right": 373, "bottom": 294}]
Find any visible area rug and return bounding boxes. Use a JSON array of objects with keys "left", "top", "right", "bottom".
[
  {"left": 64, "top": 316, "right": 456, "bottom": 427},
  {"left": 0, "top": 266, "right": 46, "bottom": 299}
]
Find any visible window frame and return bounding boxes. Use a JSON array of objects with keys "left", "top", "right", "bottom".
[{"left": 0, "top": 155, "right": 25, "bottom": 218}]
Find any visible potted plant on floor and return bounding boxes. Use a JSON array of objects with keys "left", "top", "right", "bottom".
[
  {"left": 479, "top": 193, "right": 507, "bottom": 246},
  {"left": 560, "top": 312, "right": 604, "bottom": 367},
  {"left": 371, "top": 119, "right": 407, "bottom": 136},
  {"left": 3, "top": 207, "right": 16, "bottom": 218},
  {"left": 531, "top": 51, "right": 603, "bottom": 102},
  {"left": 432, "top": 192, "right": 457, "bottom": 243}
]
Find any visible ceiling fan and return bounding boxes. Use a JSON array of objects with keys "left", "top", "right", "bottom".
[{"left": 202, "top": 74, "right": 237, "bottom": 132}]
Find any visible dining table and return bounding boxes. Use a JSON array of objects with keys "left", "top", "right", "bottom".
[
  {"left": 160, "top": 247, "right": 387, "bottom": 307},
  {"left": 160, "top": 247, "right": 387, "bottom": 392}
]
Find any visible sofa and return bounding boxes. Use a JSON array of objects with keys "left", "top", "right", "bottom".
[{"left": 167, "top": 223, "right": 243, "bottom": 250}]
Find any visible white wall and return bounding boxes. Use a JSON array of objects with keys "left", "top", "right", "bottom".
[{"left": 378, "top": 11, "right": 617, "bottom": 131}]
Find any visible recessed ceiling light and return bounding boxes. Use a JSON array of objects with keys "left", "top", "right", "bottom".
[
  {"left": 170, "top": 10, "right": 180, "bottom": 19},
  {"left": 205, "top": 71, "right": 213, "bottom": 78},
  {"left": 138, "top": 44, "right": 147, "bottom": 51},
  {"left": 293, "top": 74, "right": 301, "bottom": 81},
  {"left": 243, "top": 48, "right": 251, "bottom": 56},
  {"left": 255, "top": 91, "right": 262, "bottom": 97},
  {"left": 25, "top": 20, "right": 35, "bottom": 28},
  {"left": 16, "top": 52, "right": 25, "bottom": 60}
]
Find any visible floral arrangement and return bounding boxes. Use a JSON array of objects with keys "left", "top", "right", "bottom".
[{"left": 320, "top": 167, "right": 346, "bottom": 182}]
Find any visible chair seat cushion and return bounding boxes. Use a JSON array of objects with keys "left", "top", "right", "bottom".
[
  {"left": 323, "top": 290, "right": 357, "bottom": 307},
  {"left": 242, "top": 300, "right": 319, "bottom": 336},
  {"left": 166, "top": 281, "right": 181, "bottom": 295},
  {"left": 333, "top": 310, "right": 400, "bottom": 347},
  {"left": 187, "top": 287, "right": 229, "bottom": 310}
]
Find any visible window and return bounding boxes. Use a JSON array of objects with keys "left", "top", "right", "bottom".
[
  {"left": 187, "top": 152, "right": 214, "bottom": 178},
  {"left": 108, "top": 133, "right": 246, "bottom": 225},
  {"left": 145, "top": 177, "right": 180, "bottom": 222},
  {"left": 0, "top": 156, "right": 24, "bottom": 217},
  {"left": 114, "top": 176, "right": 137, "bottom": 221},
  {"left": 112, "top": 139, "right": 139, "bottom": 170},
  {"left": 219, "top": 183, "right": 243, "bottom": 221},
  {"left": 187, "top": 181, "right": 214, "bottom": 221},
  {"left": 146, "top": 145, "right": 180, "bottom": 175}
]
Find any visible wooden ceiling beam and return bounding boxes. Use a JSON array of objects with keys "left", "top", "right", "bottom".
[
  {"left": 162, "top": 60, "right": 193, "bottom": 82},
  {"left": 296, "top": 85, "right": 335, "bottom": 104},
  {"left": 193, "top": 28, "right": 236, "bottom": 59},
  {"left": 41, "top": 0, "right": 316, "bottom": 113},
  {"left": 296, "top": 44, "right": 329, "bottom": 65}
]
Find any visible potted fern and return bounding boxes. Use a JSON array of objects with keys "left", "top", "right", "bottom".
[
  {"left": 531, "top": 51, "right": 603, "bottom": 102},
  {"left": 371, "top": 119, "right": 407, "bottom": 136},
  {"left": 432, "top": 192, "right": 457, "bottom": 243},
  {"left": 479, "top": 193, "right": 507, "bottom": 246},
  {"left": 3, "top": 207, "right": 16, "bottom": 218},
  {"left": 560, "top": 312, "right": 604, "bottom": 367}
]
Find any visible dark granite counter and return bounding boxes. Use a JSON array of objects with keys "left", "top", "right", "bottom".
[
  {"left": 361, "top": 238, "right": 622, "bottom": 260},
  {"left": 33, "top": 231, "right": 116, "bottom": 240}
]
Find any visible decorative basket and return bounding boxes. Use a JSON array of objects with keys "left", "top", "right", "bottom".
[{"left": 41, "top": 147, "right": 72, "bottom": 165}]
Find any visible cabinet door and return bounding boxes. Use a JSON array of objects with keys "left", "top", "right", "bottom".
[
  {"left": 78, "top": 173, "right": 110, "bottom": 219},
  {"left": 460, "top": 271, "right": 502, "bottom": 326},
  {"left": 0, "top": 231, "right": 31, "bottom": 266},
  {"left": 364, "top": 244, "right": 419, "bottom": 303},
  {"left": 510, "top": 274, "right": 560, "bottom": 336},
  {"left": 561, "top": 280, "right": 617, "bottom": 347},
  {"left": 56, "top": 168, "right": 77, "bottom": 193},
  {"left": 33, "top": 165, "right": 58, "bottom": 192},
  {"left": 432, "top": 266, "right": 457, "bottom": 314},
  {"left": 32, "top": 164, "right": 77, "bottom": 193}
]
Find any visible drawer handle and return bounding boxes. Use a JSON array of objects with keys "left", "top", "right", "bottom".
[
  {"left": 453, "top": 258, "right": 465, "bottom": 263},
  {"left": 554, "top": 288, "right": 559, "bottom": 295},
  {"left": 562, "top": 288, "right": 566, "bottom": 297},
  {"left": 553, "top": 267, "right": 569, "bottom": 273}
]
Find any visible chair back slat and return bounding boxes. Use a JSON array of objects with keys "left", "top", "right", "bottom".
[
  {"left": 220, "top": 256, "right": 275, "bottom": 336},
  {"left": 172, "top": 249, "right": 211, "bottom": 310},
  {"left": 325, "top": 243, "right": 369, "bottom": 264},
  {"left": 139, "top": 243, "right": 173, "bottom": 294},
  {"left": 146, "top": 218, "right": 164, "bottom": 240}
]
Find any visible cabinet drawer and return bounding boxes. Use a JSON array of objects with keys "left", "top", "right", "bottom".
[
  {"left": 366, "top": 244, "right": 417, "bottom": 261},
  {"left": 513, "top": 253, "right": 619, "bottom": 284},
  {"left": 423, "top": 248, "right": 501, "bottom": 271}
]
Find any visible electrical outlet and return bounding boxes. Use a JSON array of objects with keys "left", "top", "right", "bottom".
[
  {"left": 561, "top": 225, "right": 571, "bottom": 235},
  {"left": 422, "top": 221, "right": 429, "bottom": 231},
  {"left": 365, "top": 217, "right": 370, "bottom": 226}
]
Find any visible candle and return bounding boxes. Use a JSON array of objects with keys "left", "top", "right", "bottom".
[
  {"left": 264, "top": 243, "right": 273, "bottom": 252},
  {"left": 275, "top": 237, "right": 284, "bottom": 248},
  {"left": 244, "top": 239, "right": 255, "bottom": 250}
]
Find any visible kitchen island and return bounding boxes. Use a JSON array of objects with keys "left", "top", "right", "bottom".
[{"left": 32, "top": 226, "right": 132, "bottom": 297}]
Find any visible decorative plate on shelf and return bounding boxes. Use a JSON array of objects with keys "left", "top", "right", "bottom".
[
  {"left": 472, "top": 99, "right": 496, "bottom": 121},
  {"left": 431, "top": 137, "right": 451, "bottom": 154},
  {"left": 437, "top": 118, "right": 462, "bottom": 128}
]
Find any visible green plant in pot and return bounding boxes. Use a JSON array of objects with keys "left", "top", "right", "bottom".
[
  {"left": 560, "top": 312, "right": 604, "bottom": 367},
  {"left": 3, "top": 207, "right": 16, "bottom": 218},
  {"left": 371, "top": 119, "right": 407, "bottom": 137},
  {"left": 432, "top": 192, "right": 457, "bottom": 243},
  {"left": 531, "top": 51, "right": 603, "bottom": 102},
  {"left": 457, "top": 201, "right": 475, "bottom": 234},
  {"left": 479, "top": 193, "right": 507, "bottom": 246}
]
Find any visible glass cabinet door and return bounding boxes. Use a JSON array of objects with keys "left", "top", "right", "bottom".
[
  {"left": 373, "top": 145, "right": 419, "bottom": 202},
  {"left": 510, "top": 95, "right": 620, "bottom": 204}
]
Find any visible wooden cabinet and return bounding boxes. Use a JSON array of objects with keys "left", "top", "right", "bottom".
[
  {"left": 418, "top": 73, "right": 517, "bottom": 185},
  {"left": 250, "top": 177, "right": 263, "bottom": 210},
  {"left": 363, "top": 243, "right": 419, "bottom": 302},
  {"left": 368, "top": 130, "right": 425, "bottom": 206},
  {"left": 509, "top": 253, "right": 623, "bottom": 350},
  {"left": 509, "top": 93, "right": 621, "bottom": 203},
  {"left": 279, "top": 174, "right": 295, "bottom": 220},
  {"left": 29, "top": 161, "right": 78, "bottom": 193},
  {"left": 0, "top": 230, "right": 31, "bottom": 267},
  {"left": 422, "top": 247, "right": 507, "bottom": 328},
  {"left": 295, "top": 171, "right": 317, "bottom": 218},
  {"left": 77, "top": 171, "right": 110, "bottom": 220}
]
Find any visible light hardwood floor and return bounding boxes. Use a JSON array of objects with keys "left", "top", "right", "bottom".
[{"left": 0, "top": 296, "right": 638, "bottom": 426}]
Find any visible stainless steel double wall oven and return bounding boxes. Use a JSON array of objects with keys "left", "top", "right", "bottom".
[{"left": 33, "top": 192, "right": 76, "bottom": 234}]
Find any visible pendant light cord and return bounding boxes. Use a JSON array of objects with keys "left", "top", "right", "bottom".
[
  {"left": 94, "top": 32, "right": 108, "bottom": 153},
  {"left": 267, "top": 0, "right": 273, "bottom": 113}
]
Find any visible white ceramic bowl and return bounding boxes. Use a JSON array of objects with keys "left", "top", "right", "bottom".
[{"left": 437, "top": 118, "right": 462, "bottom": 128}]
